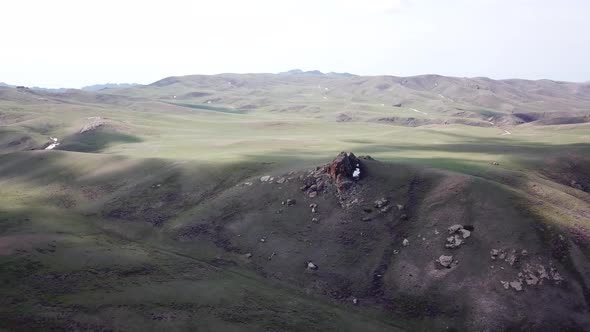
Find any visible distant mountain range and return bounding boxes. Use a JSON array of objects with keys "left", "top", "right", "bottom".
[
  {"left": 81, "top": 83, "right": 139, "bottom": 91},
  {"left": 0, "top": 82, "right": 138, "bottom": 92},
  {"left": 279, "top": 69, "right": 357, "bottom": 77}
]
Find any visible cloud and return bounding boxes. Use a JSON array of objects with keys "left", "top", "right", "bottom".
[{"left": 337, "top": 0, "right": 404, "bottom": 13}]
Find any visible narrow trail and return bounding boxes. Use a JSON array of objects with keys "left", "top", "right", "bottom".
[{"left": 409, "top": 108, "right": 428, "bottom": 116}]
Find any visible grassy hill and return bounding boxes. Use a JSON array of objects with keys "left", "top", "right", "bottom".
[{"left": 1, "top": 72, "right": 590, "bottom": 330}]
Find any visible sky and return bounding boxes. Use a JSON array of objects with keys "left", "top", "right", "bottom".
[{"left": 1, "top": 0, "right": 589, "bottom": 88}]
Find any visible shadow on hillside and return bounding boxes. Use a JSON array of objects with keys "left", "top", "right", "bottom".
[{"left": 58, "top": 130, "right": 143, "bottom": 153}]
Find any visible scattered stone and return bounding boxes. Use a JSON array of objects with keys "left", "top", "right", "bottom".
[
  {"left": 80, "top": 117, "right": 105, "bottom": 133},
  {"left": 311, "top": 217, "right": 319, "bottom": 223},
  {"left": 434, "top": 229, "right": 440, "bottom": 235},
  {"left": 276, "top": 177, "right": 286, "bottom": 184},
  {"left": 550, "top": 267, "right": 564, "bottom": 284},
  {"left": 286, "top": 199, "right": 296, "bottom": 206},
  {"left": 380, "top": 206, "right": 391, "bottom": 213},
  {"left": 525, "top": 273, "right": 539, "bottom": 286},
  {"left": 491, "top": 161, "right": 500, "bottom": 166},
  {"left": 308, "top": 191, "right": 318, "bottom": 198},
  {"left": 445, "top": 235, "right": 464, "bottom": 249},
  {"left": 448, "top": 224, "right": 463, "bottom": 234},
  {"left": 245, "top": 253, "right": 252, "bottom": 259},
  {"left": 509, "top": 281, "right": 523, "bottom": 291},
  {"left": 260, "top": 238, "right": 266, "bottom": 243},
  {"left": 396, "top": 204, "right": 404, "bottom": 211},
  {"left": 374, "top": 198, "right": 389, "bottom": 208},
  {"left": 393, "top": 250, "right": 399, "bottom": 255},
  {"left": 402, "top": 238, "right": 409, "bottom": 247},
  {"left": 521, "top": 250, "right": 528, "bottom": 256},
  {"left": 501, "top": 281, "right": 510, "bottom": 289},
  {"left": 400, "top": 214, "right": 408, "bottom": 221},
  {"left": 260, "top": 175, "right": 271, "bottom": 182},
  {"left": 309, "top": 203, "right": 318, "bottom": 213},
  {"left": 268, "top": 252, "right": 276, "bottom": 260},
  {"left": 459, "top": 229, "right": 471, "bottom": 238},
  {"left": 446, "top": 225, "right": 472, "bottom": 248},
  {"left": 491, "top": 249, "right": 500, "bottom": 260},
  {"left": 307, "top": 261, "right": 318, "bottom": 270},
  {"left": 352, "top": 297, "right": 358, "bottom": 305},
  {"left": 438, "top": 255, "right": 454, "bottom": 268},
  {"left": 362, "top": 216, "right": 372, "bottom": 222},
  {"left": 537, "top": 265, "right": 549, "bottom": 280},
  {"left": 506, "top": 253, "right": 518, "bottom": 266}
]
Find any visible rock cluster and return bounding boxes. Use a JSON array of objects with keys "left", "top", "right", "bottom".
[
  {"left": 80, "top": 117, "right": 105, "bottom": 133},
  {"left": 445, "top": 224, "right": 472, "bottom": 249},
  {"left": 490, "top": 248, "right": 525, "bottom": 266},
  {"left": 438, "top": 255, "right": 454, "bottom": 268},
  {"left": 300, "top": 167, "right": 329, "bottom": 198},
  {"left": 493, "top": 247, "right": 565, "bottom": 292}
]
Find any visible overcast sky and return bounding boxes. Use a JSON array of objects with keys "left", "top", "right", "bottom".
[{"left": 1, "top": 0, "right": 588, "bottom": 88}]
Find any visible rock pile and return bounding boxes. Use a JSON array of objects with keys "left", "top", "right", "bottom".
[
  {"left": 493, "top": 247, "right": 565, "bottom": 292},
  {"left": 80, "top": 117, "right": 105, "bottom": 133},
  {"left": 438, "top": 255, "right": 454, "bottom": 268},
  {"left": 445, "top": 224, "right": 472, "bottom": 249},
  {"left": 300, "top": 167, "right": 329, "bottom": 198}
]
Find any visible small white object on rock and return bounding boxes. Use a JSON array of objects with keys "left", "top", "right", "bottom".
[{"left": 353, "top": 168, "right": 360, "bottom": 179}]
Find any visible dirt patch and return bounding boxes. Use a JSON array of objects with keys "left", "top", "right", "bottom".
[{"left": 0, "top": 234, "right": 55, "bottom": 256}]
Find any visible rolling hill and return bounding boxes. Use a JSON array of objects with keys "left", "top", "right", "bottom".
[{"left": 1, "top": 71, "right": 590, "bottom": 331}]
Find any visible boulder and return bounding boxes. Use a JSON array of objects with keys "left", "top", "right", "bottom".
[
  {"left": 309, "top": 203, "right": 318, "bottom": 213},
  {"left": 438, "top": 255, "right": 454, "bottom": 268},
  {"left": 509, "top": 281, "right": 523, "bottom": 291},
  {"left": 374, "top": 198, "right": 389, "bottom": 208},
  {"left": 446, "top": 235, "right": 464, "bottom": 249}
]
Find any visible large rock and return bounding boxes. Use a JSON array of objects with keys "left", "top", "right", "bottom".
[{"left": 327, "top": 152, "right": 362, "bottom": 191}]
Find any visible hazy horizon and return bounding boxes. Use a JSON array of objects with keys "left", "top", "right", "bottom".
[{"left": 2, "top": 0, "right": 589, "bottom": 88}]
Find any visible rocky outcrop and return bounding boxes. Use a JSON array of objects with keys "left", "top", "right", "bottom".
[{"left": 327, "top": 152, "right": 362, "bottom": 191}]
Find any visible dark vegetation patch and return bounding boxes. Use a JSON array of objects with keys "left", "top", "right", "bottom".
[
  {"left": 180, "top": 91, "right": 212, "bottom": 98},
  {"left": 166, "top": 102, "right": 245, "bottom": 114},
  {"left": 58, "top": 130, "right": 142, "bottom": 153}
]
